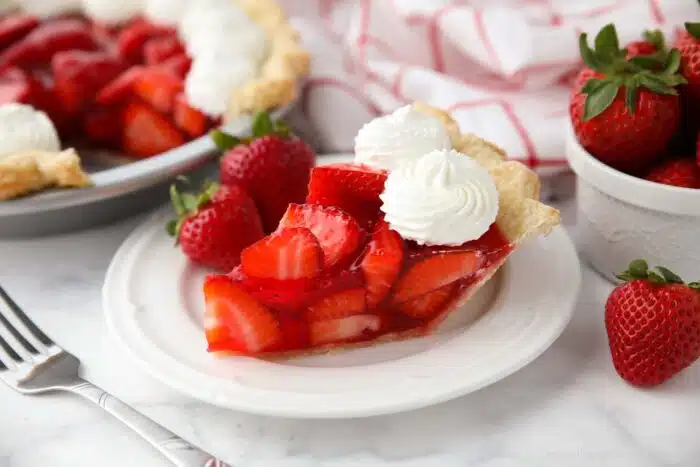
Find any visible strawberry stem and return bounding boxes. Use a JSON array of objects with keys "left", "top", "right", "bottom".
[
  {"left": 578, "top": 24, "right": 686, "bottom": 121},
  {"left": 210, "top": 110, "right": 293, "bottom": 151},
  {"left": 616, "top": 259, "right": 689, "bottom": 285}
]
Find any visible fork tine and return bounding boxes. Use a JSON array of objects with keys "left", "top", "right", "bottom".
[
  {"left": 0, "top": 315, "right": 35, "bottom": 362},
  {"left": 0, "top": 285, "right": 51, "bottom": 355},
  {"left": 0, "top": 335, "right": 19, "bottom": 370}
]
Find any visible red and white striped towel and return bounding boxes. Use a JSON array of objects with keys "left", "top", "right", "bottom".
[{"left": 279, "top": 0, "right": 698, "bottom": 174}]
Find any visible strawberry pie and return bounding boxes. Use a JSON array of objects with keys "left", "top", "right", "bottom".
[
  {"left": 0, "top": 0, "right": 308, "bottom": 198},
  {"left": 202, "top": 104, "right": 561, "bottom": 357}
]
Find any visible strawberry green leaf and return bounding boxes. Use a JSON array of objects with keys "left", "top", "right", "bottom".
[
  {"left": 655, "top": 266, "right": 683, "bottom": 284},
  {"left": 273, "top": 119, "right": 292, "bottom": 138},
  {"left": 639, "top": 75, "right": 677, "bottom": 95},
  {"left": 688, "top": 282, "right": 700, "bottom": 290},
  {"left": 647, "top": 270, "right": 666, "bottom": 284},
  {"left": 643, "top": 29, "right": 665, "bottom": 51},
  {"left": 615, "top": 272, "right": 634, "bottom": 282},
  {"left": 663, "top": 48, "right": 681, "bottom": 75},
  {"left": 594, "top": 24, "right": 621, "bottom": 63},
  {"left": 180, "top": 193, "right": 198, "bottom": 212},
  {"left": 629, "top": 54, "right": 665, "bottom": 70},
  {"left": 628, "top": 259, "right": 649, "bottom": 278},
  {"left": 210, "top": 130, "right": 240, "bottom": 151},
  {"left": 170, "top": 184, "right": 185, "bottom": 217},
  {"left": 166, "top": 219, "right": 178, "bottom": 237},
  {"left": 581, "top": 78, "right": 608, "bottom": 94},
  {"left": 583, "top": 81, "right": 619, "bottom": 121},
  {"left": 252, "top": 111, "right": 274, "bottom": 138},
  {"left": 578, "top": 33, "right": 599, "bottom": 70},
  {"left": 685, "top": 22, "right": 700, "bottom": 40}
]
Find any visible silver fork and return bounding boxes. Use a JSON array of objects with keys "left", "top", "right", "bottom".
[{"left": 0, "top": 285, "right": 231, "bottom": 467}]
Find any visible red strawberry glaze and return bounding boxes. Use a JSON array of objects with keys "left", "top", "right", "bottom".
[{"left": 206, "top": 223, "right": 512, "bottom": 355}]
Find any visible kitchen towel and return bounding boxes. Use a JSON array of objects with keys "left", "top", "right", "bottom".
[{"left": 279, "top": 0, "right": 699, "bottom": 174}]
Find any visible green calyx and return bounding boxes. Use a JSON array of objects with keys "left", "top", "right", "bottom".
[
  {"left": 166, "top": 177, "right": 219, "bottom": 241},
  {"left": 578, "top": 24, "right": 686, "bottom": 121},
  {"left": 616, "top": 259, "right": 700, "bottom": 290},
  {"left": 209, "top": 110, "right": 292, "bottom": 152},
  {"left": 685, "top": 22, "right": 700, "bottom": 40}
]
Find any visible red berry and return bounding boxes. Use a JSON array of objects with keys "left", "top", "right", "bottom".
[
  {"left": 241, "top": 227, "right": 323, "bottom": 280},
  {"left": 121, "top": 102, "right": 185, "bottom": 158},
  {"left": 645, "top": 158, "right": 700, "bottom": 188},
  {"left": 360, "top": 220, "right": 404, "bottom": 309}
]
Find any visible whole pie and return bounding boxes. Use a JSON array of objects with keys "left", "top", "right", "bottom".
[
  {"left": 202, "top": 103, "right": 561, "bottom": 357},
  {"left": 0, "top": 0, "right": 309, "bottom": 199}
]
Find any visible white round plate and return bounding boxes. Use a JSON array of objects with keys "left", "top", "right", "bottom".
[{"left": 103, "top": 156, "right": 581, "bottom": 419}]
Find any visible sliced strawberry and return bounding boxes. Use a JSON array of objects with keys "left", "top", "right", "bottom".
[
  {"left": 306, "top": 163, "right": 388, "bottom": 229},
  {"left": 133, "top": 67, "right": 183, "bottom": 114},
  {"left": 0, "top": 19, "right": 99, "bottom": 68},
  {"left": 203, "top": 275, "right": 281, "bottom": 354},
  {"left": 392, "top": 251, "right": 484, "bottom": 304},
  {"left": 51, "top": 50, "right": 126, "bottom": 114},
  {"left": 360, "top": 220, "right": 404, "bottom": 309},
  {"left": 144, "top": 36, "right": 185, "bottom": 65},
  {"left": 241, "top": 227, "right": 323, "bottom": 280},
  {"left": 279, "top": 204, "right": 365, "bottom": 269},
  {"left": 398, "top": 283, "right": 457, "bottom": 319},
  {"left": 96, "top": 66, "right": 146, "bottom": 105},
  {"left": 0, "top": 67, "right": 31, "bottom": 104},
  {"left": 0, "top": 13, "right": 39, "bottom": 50},
  {"left": 158, "top": 53, "right": 191, "bottom": 79},
  {"left": 174, "top": 93, "right": 208, "bottom": 137},
  {"left": 116, "top": 21, "right": 174, "bottom": 64},
  {"left": 121, "top": 101, "right": 185, "bottom": 158},
  {"left": 307, "top": 288, "right": 366, "bottom": 321},
  {"left": 83, "top": 106, "right": 120, "bottom": 145},
  {"left": 244, "top": 276, "right": 316, "bottom": 311},
  {"left": 310, "top": 314, "right": 381, "bottom": 346}
]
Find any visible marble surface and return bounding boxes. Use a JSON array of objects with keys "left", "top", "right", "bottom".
[{"left": 1, "top": 197, "right": 699, "bottom": 467}]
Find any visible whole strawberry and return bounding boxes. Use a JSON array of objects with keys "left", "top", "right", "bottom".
[
  {"left": 212, "top": 111, "right": 316, "bottom": 232},
  {"left": 645, "top": 158, "right": 700, "bottom": 188},
  {"left": 605, "top": 260, "right": 700, "bottom": 387},
  {"left": 167, "top": 181, "right": 264, "bottom": 271},
  {"left": 570, "top": 24, "right": 685, "bottom": 173},
  {"left": 674, "top": 23, "right": 700, "bottom": 105}
]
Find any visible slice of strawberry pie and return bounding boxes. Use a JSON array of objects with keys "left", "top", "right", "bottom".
[{"left": 203, "top": 103, "right": 561, "bottom": 357}]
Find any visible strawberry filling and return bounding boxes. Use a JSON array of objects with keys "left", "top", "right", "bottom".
[
  {"left": 203, "top": 163, "right": 513, "bottom": 356},
  {"left": 0, "top": 13, "right": 214, "bottom": 158}
]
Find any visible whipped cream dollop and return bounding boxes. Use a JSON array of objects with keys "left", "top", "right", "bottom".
[
  {"left": 355, "top": 105, "right": 452, "bottom": 171},
  {"left": 0, "top": 104, "right": 61, "bottom": 158},
  {"left": 180, "top": 0, "right": 268, "bottom": 116},
  {"left": 17, "top": 0, "right": 81, "bottom": 18},
  {"left": 380, "top": 149, "right": 499, "bottom": 246},
  {"left": 143, "top": 0, "right": 190, "bottom": 26},
  {"left": 81, "top": 0, "right": 144, "bottom": 23}
]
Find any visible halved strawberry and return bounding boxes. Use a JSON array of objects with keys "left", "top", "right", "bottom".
[
  {"left": 116, "top": 21, "right": 174, "bottom": 64},
  {"left": 96, "top": 66, "right": 145, "bottom": 105},
  {"left": 121, "top": 101, "right": 185, "bottom": 158},
  {"left": 392, "top": 251, "right": 484, "bottom": 304},
  {"left": 306, "top": 163, "right": 387, "bottom": 229},
  {"left": 279, "top": 204, "right": 365, "bottom": 268},
  {"left": 241, "top": 227, "right": 323, "bottom": 280},
  {"left": 158, "top": 53, "right": 191, "bottom": 79},
  {"left": 306, "top": 288, "right": 366, "bottom": 321},
  {"left": 133, "top": 68, "right": 183, "bottom": 114},
  {"left": 83, "top": 105, "right": 120, "bottom": 144},
  {"left": 0, "top": 13, "right": 39, "bottom": 50},
  {"left": 174, "top": 93, "right": 208, "bottom": 137},
  {"left": 203, "top": 274, "right": 281, "bottom": 354},
  {"left": 360, "top": 220, "right": 404, "bottom": 309},
  {"left": 144, "top": 36, "right": 184, "bottom": 65},
  {"left": 310, "top": 314, "right": 381, "bottom": 346},
  {"left": 398, "top": 283, "right": 457, "bottom": 319}
]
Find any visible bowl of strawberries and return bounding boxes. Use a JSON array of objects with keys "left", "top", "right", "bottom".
[{"left": 567, "top": 23, "right": 700, "bottom": 282}]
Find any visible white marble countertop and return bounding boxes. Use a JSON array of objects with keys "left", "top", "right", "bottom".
[{"left": 1, "top": 197, "right": 699, "bottom": 467}]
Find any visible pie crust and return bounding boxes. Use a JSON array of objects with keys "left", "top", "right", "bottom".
[
  {"left": 226, "top": 103, "right": 561, "bottom": 359},
  {"left": 0, "top": 149, "right": 91, "bottom": 201},
  {"left": 224, "top": 0, "right": 311, "bottom": 120}
]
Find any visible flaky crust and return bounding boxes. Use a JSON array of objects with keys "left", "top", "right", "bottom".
[
  {"left": 0, "top": 149, "right": 91, "bottom": 201},
  {"left": 224, "top": 0, "right": 310, "bottom": 120},
  {"left": 245, "top": 103, "right": 560, "bottom": 360}
]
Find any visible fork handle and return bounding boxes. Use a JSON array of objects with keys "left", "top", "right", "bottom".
[{"left": 68, "top": 379, "right": 231, "bottom": 467}]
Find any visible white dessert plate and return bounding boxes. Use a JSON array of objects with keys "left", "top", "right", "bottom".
[{"left": 103, "top": 156, "right": 581, "bottom": 419}]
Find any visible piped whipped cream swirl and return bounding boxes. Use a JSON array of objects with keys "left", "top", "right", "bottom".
[
  {"left": 354, "top": 105, "right": 452, "bottom": 171},
  {"left": 380, "top": 149, "right": 499, "bottom": 246}
]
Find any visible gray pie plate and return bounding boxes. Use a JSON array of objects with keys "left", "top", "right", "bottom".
[{"left": 0, "top": 105, "right": 292, "bottom": 238}]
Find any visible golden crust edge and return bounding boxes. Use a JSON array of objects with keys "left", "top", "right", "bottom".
[{"left": 225, "top": 0, "right": 310, "bottom": 120}]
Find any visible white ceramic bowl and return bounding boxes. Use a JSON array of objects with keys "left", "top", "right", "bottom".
[{"left": 565, "top": 122, "right": 700, "bottom": 283}]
